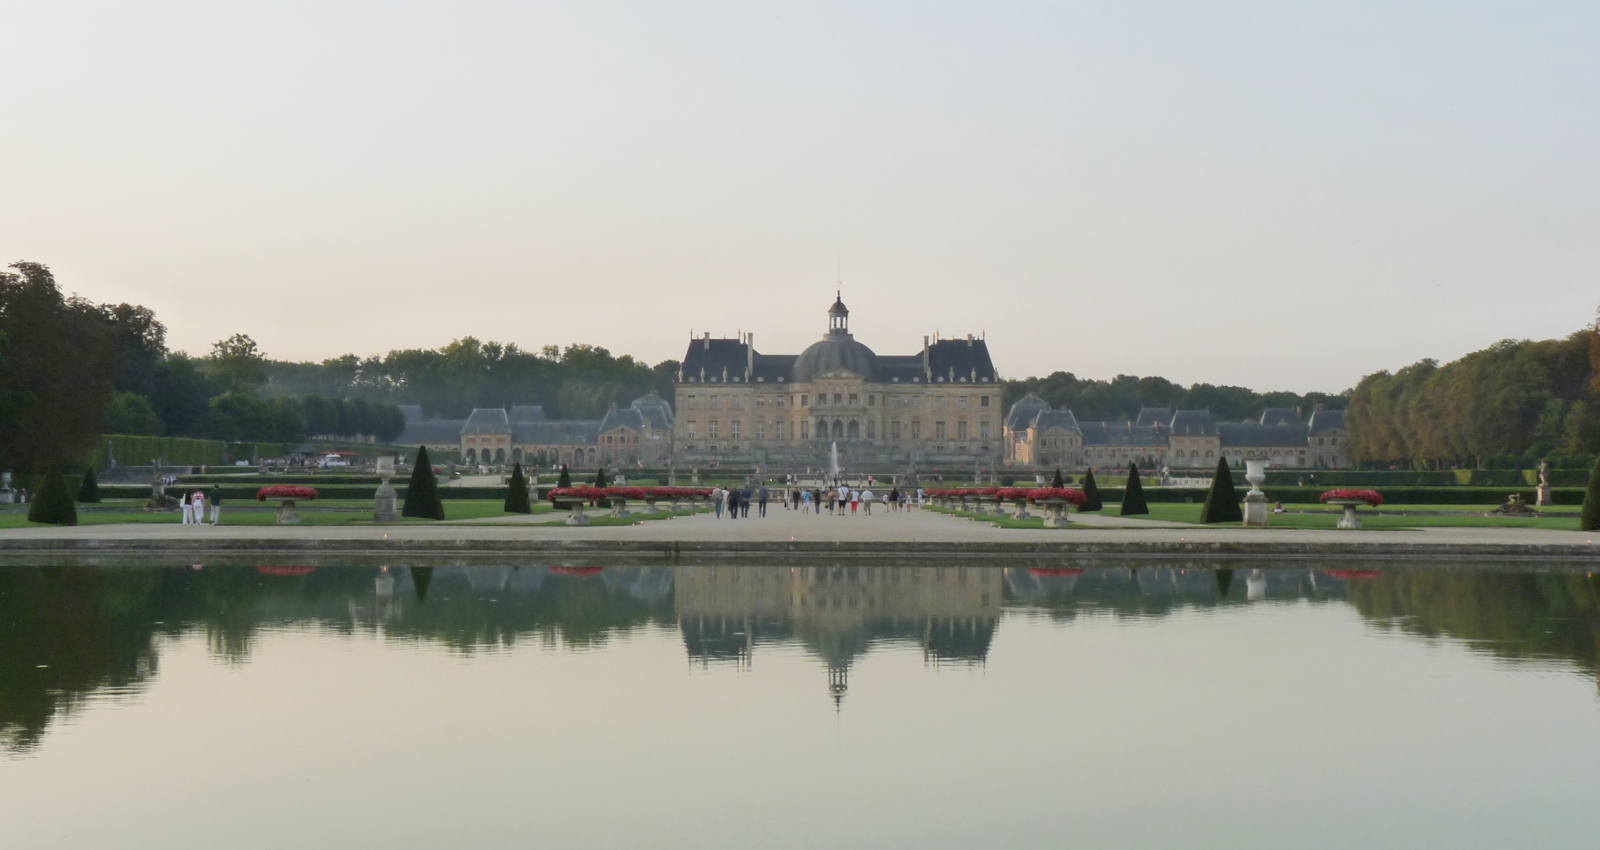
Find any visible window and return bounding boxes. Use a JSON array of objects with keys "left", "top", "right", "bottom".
[
  {"left": 709, "top": 395, "right": 720, "bottom": 409},
  {"left": 980, "top": 420, "right": 991, "bottom": 439},
  {"left": 849, "top": 393, "right": 858, "bottom": 406},
  {"left": 833, "top": 393, "right": 843, "bottom": 405},
  {"left": 731, "top": 396, "right": 743, "bottom": 409},
  {"left": 800, "top": 394, "right": 809, "bottom": 407},
  {"left": 891, "top": 420, "right": 901, "bottom": 439},
  {"left": 708, "top": 419, "right": 719, "bottom": 438},
  {"left": 686, "top": 421, "right": 697, "bottom": 439},
  {"left": 959, "top": 395, "right": 969, "bottom": 410},
  {"left": 935, "top": 421, "right": 946, "bottom": 439},
  {"left": 912, "top": 396, "right": 923, "bottom": 410},
  {"left": 685, "top": 395, "right": 697, "bottom": 408},
  {"left": 757, "top": 396, "right": 766, "bottom": 407},
  {"left": 868, "top": 394, "right": 876, "bottom": 406},
  {"left": 935, "top": 396, "right": 946, "bottom": 411},
  {"left": 776, "top": 420, "right": 786, "bottom": 440},
  {"left": 776, "top": 396, "right": 786, "bottom": 408},
  {"left": 730, "top": 420, "right": 742, "bottom": 438},
  {"left": 867, "top": 419, "right": 876, "bottom": 439},
  {"left": 800, "top": 420, "right": 810, "bottom": 439},
  {"left": 911, "top": 421, "right": 922, "bottom": 439},
  {"left": 981, "top": 395, "right": 990, "bottom": 407},
  {"left": 755, "top": 419, "right": 766, "bottom": 439},
  {"left": 957, "top": 421, "right": 968, "bottom": 440}
]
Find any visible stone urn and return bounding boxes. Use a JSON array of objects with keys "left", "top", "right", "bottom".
[
  {"left": 1035, "top": 498, "right": 1071, "bottom": 528},
  {"left": 1326, "top": 499, "right": 1366, "bottom": 529},
  {"left": 275, "top": 501, "right": 302, "bottom": 525},
  {"left": 553, "top": 496, "right": 592, "bottom": 525},
  {"left": 1011, "top": 498, "right": 1032, "bottom": 520},
  {"left": 641, "top": 497, "right": 660, "bottom": 515},
  {"left": 1242, "top": 459, "right": 1269, "bottom": 527},
  {"left": 610, "top": 498, "right": 631, "bottom": 519},
  {"left": 988, "top": 497, "right": 1008, "bottom": 518}
]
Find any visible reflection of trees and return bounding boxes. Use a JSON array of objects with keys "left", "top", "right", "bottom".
[
  {"left": 1346, "top": 572, "right": 1600, "bottom": 679},
  {"left": 1002, "top": 565, "right": 1350, "bottom": 620}
]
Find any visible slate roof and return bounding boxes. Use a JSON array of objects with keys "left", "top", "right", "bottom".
[
  {"left": 751, "top": 354, "right": 797, "bottom": 384},
  {"left": 1308, "top": 409, "right": 1347, "bottom": 434},
  {"left": 1080, "top": 422, "right": 1167, "bottom": 447},
  {"left": 397, "top": 419, "right": 466, "bottom": 446},
  {"left": 462, "top": 408, "right": 511, "bottom": 434},
  {"left": 680, "top": 337, "right": 752, "bottom": 384},
  {"left": 599, "top": 408, "right": 647, "bottom": 434},
  {"left": 1031, "top": 409, "right": 1081, "bottom": 434},
  {"left": 878, "top": 355, "right": 927, "bottom": 384},
  {"left": 1135, "top": 408, "right": 1173, "bottom": 428},
  {"left": 926, "top": 338, "right": 998, "bottom": 384},
  {"left": 1259, "top": 408, "right": 1304, "bottom": 427},
  {"left": 630, "top": 393, "right": 675, "bottom": 429},
  {"left": 1218, "top": 423, "right": 1310, "bottom": 447},
  {"left": 1005, "top": 393, "right": 1050, "bottom": 430},
  {"left": 1170, "top": 410, "right": 1216, "bottom": 436},
  {"left": 513, "top": 420, "right": 601, "bottom": 445},
  {"left": 510, "top": 405, "right": 547, "bottom": 423}
]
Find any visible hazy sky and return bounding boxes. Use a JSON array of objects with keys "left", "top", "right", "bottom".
[{"left": 3, "top": 1, "right": 1597, "bottom": 392}]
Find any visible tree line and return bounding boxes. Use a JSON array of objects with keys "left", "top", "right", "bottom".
[
  {"left": 1347, "top": 327, "right": 1600, "bottom": 468},
  {"left": 1000, "top": 373, "right": 1348, "bottom": 423}
]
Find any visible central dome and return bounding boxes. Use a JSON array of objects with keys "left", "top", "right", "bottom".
[{"left": 792, "top": 334, "right": 879, "bottom": 383}]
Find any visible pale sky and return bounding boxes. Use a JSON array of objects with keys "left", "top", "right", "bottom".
[{"left": 3, "top": 1, "right": 1597, "bottom": 392}]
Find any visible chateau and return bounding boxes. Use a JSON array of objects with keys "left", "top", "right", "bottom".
[
  {"left": 396, "top": 394, "right": 675, "bottom": 468},
  {"left": 673, "top": 296, "right": 1004, "bottom": 469}
]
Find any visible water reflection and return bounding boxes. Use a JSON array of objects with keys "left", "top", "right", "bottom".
[{"left": 2, "top": 563, "right": 1598, "bottom": 753}]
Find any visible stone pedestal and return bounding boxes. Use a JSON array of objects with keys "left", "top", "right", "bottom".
[
  {"left": 558, "top": 499, "right": 591, "bottom": 525},
  {"left": 1039, "top": 500, "right": 1069, "bottom": 527},
  {"left": 1242, "top": 459, "right": 1270, "bottom": 527},
  {"left": 1536, "top": 484, "right": 1553, "bottom": 507},
  {"left": 1328, "top": 499, "right": 1364, "bottom": 529},
  {"left": 611, "top": 499, "right": 631, "bottom": 519},
  {"left": 275, "top": 501, "right": 302, "bottom": 524},
  {"left": 373, "top": 454, "right": 399, "bottom": 523},
  {"left": 1012, "top": 501, "right": 1031, "bottom": 520},
  {"left": 0, "top": 471, "right": 13, "bottom": 505}
]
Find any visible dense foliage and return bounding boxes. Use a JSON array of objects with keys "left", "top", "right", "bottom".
[
  {"left": 1199, "top": 458, "right": 1243, "bottom": 523},
  {"left": 505, "top": 463, "right": 531, "bottom": 514},
  {"left": 1079, "top": 468, "right": 1102, "bottom": 512},
  {"left": 1003, "top": 372, "right": 1346, "bottom": 423},
  {"left": 1348, "top": 329, "right": 1600, "bottom": 467},
  {"left": 76, "top": 467, "right": 99, "bottom": 503},
  {"left": 402, "top": 447, "right": 445, "bottom": 520},
  {"left": 1581, "top": 456, "right": 1600, "bottom": 532},
  {"left": 26, "top": 469, "right": 77, "bottom": 526},
  {"left": 263, "top": 338, "right": 679, "bottom": 420},
  {"left": 1120, "top": 462, "right": 1148, "bottom": 515}
]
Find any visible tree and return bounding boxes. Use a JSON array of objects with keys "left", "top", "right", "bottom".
[
  {"left": 1121, "top": 462, "right": 1149, "bottom": 515},
  {"left": 402, "top": 446, "right": 445, "bottom": 520},
  {"left": 1199, "top": 457, "right": 1243, "bottom": 523},
  {"left": 0, "top": 262, "right": 119, "bottom": 472},
  {"left": 594, "top": 466, "right": 609, "bottom": 488},
  {"left": 1051, "top": 468, "right": 1064, "bottom": 488},
  {"left": 77, "top": 466, "right": 100, "bottom": 503},
  {"left": 27, "top": 469, "right": 77, "bottom": 525},
  {"left": 505, "top": 463, "right": 531, "bottom": 513},
  {"left": 1080, "top": 468, "right": 1102, "bottom": 512},
  {"left": 557, "top": 464, "right": 572, "bottom": 488},
  {"left": 104, "top": 393, "right": 164, "bottom": 436},
  {"left": 208, "top": 333, "right": 267, "bottom": 395},
  {"left": 1581, "top": 454, "right": 1600, "bottom": 531}
]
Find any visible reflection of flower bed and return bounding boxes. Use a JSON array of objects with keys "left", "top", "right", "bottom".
[
  {"left": 257, "top": 566, "right": 317, "bottom": 577},
  {"left": 256, "top": 486, "right": 319, "bottom": 501},
  {"left": 1320, "top": 489, "right": 1383, "bottom": 507},
  {"left": 1322, "top": 569, "right": 1381, "bottom": 580},
  {"left": 548, "top": 566, "right": 603, "bottom": 577},
  {"left": 1028, "top": 567, "right": 1086, "bottom": 577}
]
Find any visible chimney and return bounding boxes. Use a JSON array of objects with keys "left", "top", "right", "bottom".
[
  {"left": 703, "top": 332, "right": 710, "bottom": 350},
  {"left": 746, "top": 333, "right": 754, "bottom": 379}
]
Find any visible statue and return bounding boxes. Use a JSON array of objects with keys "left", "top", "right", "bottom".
[
  {"left": 1536, "top": 460, "right": 1553, "bottom": 507},
  {"left": 1495, "top": 493, "right": 1536, "bottom": 517}
]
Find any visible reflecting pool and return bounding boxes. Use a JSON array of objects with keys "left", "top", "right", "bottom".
[{"left": 2, "top": 563, "right": 1598, "bottom": 849}]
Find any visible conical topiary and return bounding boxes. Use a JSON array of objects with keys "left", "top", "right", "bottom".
[
  {"left": 557, "top": 464, "right": 572, "bottom": 488},
  {"left": 402, "top": 446, "right": 446, "bottom": 520},
  {"left": 505, "top": 462, "right": 531, "bottom": 514},
  {"left": 1080, "top": 468, "right": 1102, "bottom": 512},
  {"left": 77, "top": 466, "right": 100, "bottom": 503},
  {"left": 1121, "top": 462, "right": 1149, "bottom": 516},
  {"left": 1051, "top": 468, "right": 1064, "bottom": 488},
  {"left": 594, "top": 466, "right": 609, "bottom": 488},
  {"left": 28, "top": 469, "right": 78, "bottom": 525},
  {"left": 1199, "top": 457, "right": 1243, "bottom": 523},
  {"left": 1581, "top": 454, "right": 1600, "bottom": 531}
]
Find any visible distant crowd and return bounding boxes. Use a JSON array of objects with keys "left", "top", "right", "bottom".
[{"left": 709, "top": 484, "right": 926, "bottom": 519}]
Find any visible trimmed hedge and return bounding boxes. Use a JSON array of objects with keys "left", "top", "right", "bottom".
[
  {"left": 92, "top": 435, "right": 294, "bottom": 468},
  {"left": 28, "top": 470, "right": 78, "bottom": 525},
  {"left": 1255, "top": 468, "right": 1590, "bottom": 488}
]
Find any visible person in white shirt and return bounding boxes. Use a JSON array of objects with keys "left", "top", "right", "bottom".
[
  {"left": 191, "top": 491, "right": 205, "bottom": 527},
  {"left": 180, "top": 491, "right": 193, "bottom": 524},
  {"left": 859, "top": 489, "right": 874, "bottom": 515}
]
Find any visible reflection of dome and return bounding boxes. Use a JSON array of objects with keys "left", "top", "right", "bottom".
[{"left": 792, "top": 336, "right": 880, "bottom": 382}]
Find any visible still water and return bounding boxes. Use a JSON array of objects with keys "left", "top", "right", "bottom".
[{"left": 2, "top": 563, "right": 1598, "bottom": 849}]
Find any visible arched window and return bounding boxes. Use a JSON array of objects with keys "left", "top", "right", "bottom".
[
  {"left": 494, "top": 448, "right": 506, "bottom": 464},
  {"left": 465, "top": 448, "right": 477, "bottom": 464},
  {"left": 512, "top": 448, "right": 523, "bottom": 464},
  {"left": 847, "top": 420, "right": 860, "bottom": 440},
  {"left": 832, "top": 420, "right": 845, "bottom": 440}
]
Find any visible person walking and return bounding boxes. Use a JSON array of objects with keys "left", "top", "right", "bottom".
[
  {"left": 801, "top": 488, "right": 812, "bottom": 513},
  {"left": 741, "top": 485, "right": 753, "bottom": 518},
  {"left": 859, "top": 488, "right": 873, "bottom": 515},
  {"left": 191, "top": 490, "right": 205, "bottom": 527},
  {"left": 209, "top": 485, "right": 223, "bottom": 525},
  {"left": 180, "top": 490, "right": 193, "bottom": 524},
  {"left": 758, "top": 484, "right": 769, "bottom": 517},
  {"left": 813, "top": 488, "right": 823, "bottom": 515},
  {"left": 850, "top": 488, "right": 860, "bottom": 514},
  {"left": 713, "top": 486, "right": 726, "bottom": 518},
  {"left": 727, "top": 488, "right": 740, "bottom": 520}
]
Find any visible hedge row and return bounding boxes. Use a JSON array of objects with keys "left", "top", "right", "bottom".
[
  {"left": 89, "top": 435, "right": 295, "bottom": 469},
  {"left": 96, "top": 485, "right": 566, "bottom": 501},
  {"left": 1082, "top": 485, "right": 1587, "bottom": 506},
  {"left": 176, "top": 474, "right": 381, "bottom": 485},
  {"left": 1252, "top": 469, "right": 1583, "bottom": 487}
]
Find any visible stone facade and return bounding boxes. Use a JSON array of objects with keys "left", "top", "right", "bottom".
[
  {"left": 398, "top": 395, "right": 674, "bottom": 468},
  {"left": 1006, "top": 398, "right": 1350, "bottom": 471},
  {"left": 673, "top": 298, "right": 1003, "bottom": 470}
]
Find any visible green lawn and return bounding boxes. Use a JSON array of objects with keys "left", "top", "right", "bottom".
[{"left": 0, "top": 499, "right": 555, "bottom": 528}]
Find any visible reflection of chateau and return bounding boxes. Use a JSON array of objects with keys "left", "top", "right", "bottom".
[{"left": 674, "top": 565, "right": 1001, "bottom": 705}]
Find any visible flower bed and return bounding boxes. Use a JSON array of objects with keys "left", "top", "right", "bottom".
[
  {"left": 1319, "top": 489, "right": 1383, "bottom": 507},
  {"left": 256, "top": 485, "right": 319, "bottom": 502},
  {"left": 1026, "top": 487, "right": 1088, "bottom": 506}
]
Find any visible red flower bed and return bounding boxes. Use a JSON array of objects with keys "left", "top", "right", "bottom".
[
  {"left": 996, "top": 487, "right": 1034, "bottom": 501},
  {"left": 1027, "top": 488, "right": 1088, "bottom": 505},
  {"left": 1319, "top": 489, "right": 1383, "bottom": 506},
  {"left": 1028, "top": 567, "right": 1086, "bottom": 577},
  {"left": 257, "top": 565, "right": 317, "bottom": 577},
  {"left": 256, "top": 485, "right": 319, "bottom": 501},
  {"left": 1322, "top": 569, "right": 1381, "bottom": 580},
  {"left": 548, "top": 486, "right": 603, "bottom": 503},
  {"left": 549, "top": 566, "right": 604, "bottom": 577}
]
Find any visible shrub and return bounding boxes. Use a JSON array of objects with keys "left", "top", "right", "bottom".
[
  {"left": 1051, "top": 468, "right": 1065, "bottom": 488},
  {"left": 77, "top": 466, "right": 100, "bottom": 503},
  {"left": 402, "top": 446, "right": 445, "bottom": 520},
  {"left": 557, "top": 464, "right": 572, "bottom": 488},
  {"left": 1121, "top": 462, "right": 1149, "bottom": 515},
  {"left": 1080, "top": 468, "right": 1103, "bottom": 512},
  {"left": 505, "top": 463, "right": 531, "bottom": 514},
  {"left": 28, "top": 469, "right": 78, "bottom": 525},
  {"left": 998, "top": 475, "right": 1014, "bottom": 486},
  {"left": 1200, "top": 457, "right": 1243, "bottom": 523},
  {"left": 1581, "top": 455, "right": 1600, "bottom": 531},
  {"left": 594, "top": 467, "right": 609, "bottom": 488}
]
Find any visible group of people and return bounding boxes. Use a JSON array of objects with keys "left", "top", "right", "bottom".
[
  {"left": 180, "top": 486, "right": 222, "bottom": 525},
  {"left": 708, "top": 483, "right": 925, "bottom": 519}
]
